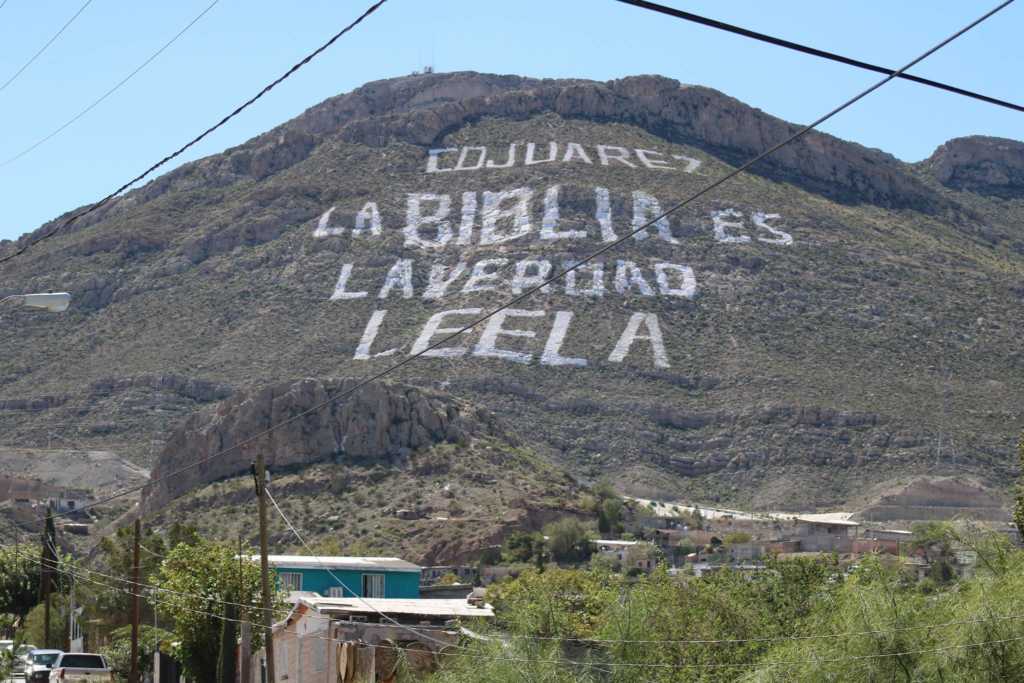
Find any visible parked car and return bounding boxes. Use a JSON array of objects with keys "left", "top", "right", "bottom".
[
  {"left": 47, "top": 653, "right": 113, "bottom": 682},
  {"left": 13, "top": 644, "right": 39, "bottom": 678},
  {"left": 26, "top": 649, "right": 63, "bottom": 683}
]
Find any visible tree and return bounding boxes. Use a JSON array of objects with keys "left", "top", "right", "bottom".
[
  {"left": 101, "top": 624, "right": 174, "bottom": 678},
  {"left": 95, "top": 523, "right": 171, "bottom": 630},
  {"left": 601, "top": 497, "right": 624, "bottom": 536},
  {"left": 502, "top": 531, "right": 543, "bottom": 564},
  {"left": 23, "top": 595, "right": 69, "bottom": 648},
  {"left": 589, "top": 481, "right": 624, "bottom": 537},
  {"left": 152, "top": 538, "right": 265, "bottom": 683},
  {"left": 0, "top": 546, "right": 40, "bottom": 627},
  {"left": 487, "top": 567, "right": 618, "bottom": 639},
  {"left": 724, "top": 531, "right": 752, "bottom": 545},
  {"left": 544, "top": 518, "right": 591, "bottom": 564},
  {"left": 597, "top": 506, "right": 611, "bottom": 535},
  {"left": 217, "top": 602, "right": 238, "bottom": 683}
]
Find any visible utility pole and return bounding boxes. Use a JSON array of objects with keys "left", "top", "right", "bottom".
[
  {"left": 254, "top": 453, "right": 275, "bottom": 683},
  {"left": 40, "top": 506, "right": 56, "bottom": 649},
  {"left": 68, "top": 578, "right": 74, "bottom": 651},
  {"left": 129, "top": 518, "right": 141, "bottom": 683}
]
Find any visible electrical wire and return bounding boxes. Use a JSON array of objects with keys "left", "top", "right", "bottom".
[
  {"left": 24, "top": 0, "right": 1013, "bottom": 529},
  {"left": 615, "top": 0, "right": 1024, "bottom": 114},
  {"left": 1, "top": 0, "right": 220, "bottom": 167},
  {"left": 13, "top": 537, "right": 1024, "bottom": 669},
  {"left": 0, "top": 0, "right": 389, "bottom": 266},
  {"left": 0, "top": 0, "right": 93, "bottom": 93},
  {"left": 10, "top": 535, "right": 1024, "bottom": 648},
  {"left": 24, "top": 548, "right": 1024, "bottom": 673},
  {"left": 265, "top": 485, "right": 459, "bottom": 650}
]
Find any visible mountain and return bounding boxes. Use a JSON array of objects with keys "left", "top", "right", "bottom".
[{"left": 1, "top": 72, "right": 1022, "bottom": 539}]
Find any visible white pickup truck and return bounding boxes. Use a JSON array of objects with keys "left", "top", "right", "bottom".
[{"left": 46, "top": 653, "right": 114, "bottom": 682}]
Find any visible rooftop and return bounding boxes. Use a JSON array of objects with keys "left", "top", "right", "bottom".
[
  {"left": 592, "top": 539, "right": 639, "bottom": 547},
  {"left": 252, "top": 555, "right": 421, "bottom": 572},
  {"left": 300, "top": 596, "right": 494, "bottom": 618},
  {"left": 794, "top": 513, "right": 860, "bottom": 527}
]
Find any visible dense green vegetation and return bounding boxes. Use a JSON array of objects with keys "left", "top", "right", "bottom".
[{"left": 432, "top": 527, "right": 1024, "bottom": 682}]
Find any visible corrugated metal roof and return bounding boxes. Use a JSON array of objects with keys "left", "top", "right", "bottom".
[
  {"left": 251, "top": 555, "right": 421, "bottom": 572},
  {"left": 591, "top": 539, "right": 639, "bottom": 547},
  {"left": 301, "top": 597, "right": 494, "bottom": 618}
]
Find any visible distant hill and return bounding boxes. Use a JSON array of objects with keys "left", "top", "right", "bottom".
[{"left": 1, "top": 72, "right": 1022, "bottom": 529}]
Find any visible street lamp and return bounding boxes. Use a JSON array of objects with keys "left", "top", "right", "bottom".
[{"left": 0, "top": 292, "right": 71, "bottom": 312}]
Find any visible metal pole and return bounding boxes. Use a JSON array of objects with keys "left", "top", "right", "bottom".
[
  {"left": 255, "top": 453, "right": 275, "bottom": 683},
  {"left": 129, "top": 518, "right": 141, "bottom": 683}
]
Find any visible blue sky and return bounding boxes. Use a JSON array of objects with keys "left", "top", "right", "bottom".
[{"left": 0, "top": 0, "right": 1020, "bottom": 242}]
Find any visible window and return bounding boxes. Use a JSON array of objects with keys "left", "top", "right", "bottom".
[
  {"left": 327, "top": 586, "right": 346, "bottom": 598},
  {"left": 279, "top": 572, "right": 303, "bottom": 591},
  {"left": 362, "top": 573, "right": 385, "bottom": 598},
  {"left": 57, "top": 654, "right": 105, "bottom": 669}
]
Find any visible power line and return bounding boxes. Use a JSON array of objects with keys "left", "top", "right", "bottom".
[
  {"left": 30, "top": 0, "right": 1012, "bottom": 529},
  {"left": 0, "top": 0, "right": 93, "bottom": 94},
  {"left": 10, "top": 538, "right": 1024, "bottom": 648},
  {"left": 615, "top": 0, "right": 1024, "bottom": 114},
  {"left": 34, "top": 553, "right": 1024, "bottom": 673},
  {"left": 265, "top": 486, "right": 458, "bottom": 650},
  {"left": 0, "top": 0, "right": 389, "bottom": 266},
  {"left": 12, "top": 539, "right": 1024, "bottom": 672},
  {"left": 1, "top": 0, "right": 220, "bottom": 167}
]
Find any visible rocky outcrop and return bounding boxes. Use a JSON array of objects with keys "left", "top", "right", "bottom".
[
  {"left": 88, "top": 374, "right": 233, "bottom": 403},
  {"left": 923, "top": 136, "right": 1024, "bottom": 197},
  {"left": 0, "top": 395, "right": 68, "bottom": 412},
  {"left": 142, "top": 378, "right": 490, "bottom": 511}
]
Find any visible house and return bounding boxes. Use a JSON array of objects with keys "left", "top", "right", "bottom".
[
  {"left": 255, "top": 555, "right": 422, "bottom": 599},
  {"left": 257, "top": 595, "right": 493, "bottom": 682},
  {"left": 420, "top": 565, "right": 477, "bottom": 585},
  {"left": 789, "top": 514, "right": 860, "bottom": 552},
  {"left": 727, "top": 542, "right": 763, "bottom": 562},
  {"left": 48, "top": 488, "right": 92, "bottom": 515},
  {"left": 591, "top": 539, "right": 638, "bottom": 563},
  {"left": 904, "top": 547, "right": 978, "bottom": 582},
  {"left": 591, "top": 539, "right": 660, "bottom": 572}
]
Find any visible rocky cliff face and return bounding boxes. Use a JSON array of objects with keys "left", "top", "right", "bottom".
[
  {"left": 923, "top": 136, "right": 1024, "bottom": 197},
  {"left": 143, "top": 378, "right": 497, "bottom": 511}
]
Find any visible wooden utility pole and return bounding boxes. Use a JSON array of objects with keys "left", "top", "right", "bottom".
[
  {"left": 40, "top": 506, "right": 56, "bottom": 649},
  {"left": 129, "top": 518, "right": 141, "bottom": 683},
  {"left": 254, "top": 453, "right": 275, "bottom": 683}
]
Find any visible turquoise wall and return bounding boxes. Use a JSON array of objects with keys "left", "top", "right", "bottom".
[{"left": 273, "top": 566, "right": 420, "bottom": 598}]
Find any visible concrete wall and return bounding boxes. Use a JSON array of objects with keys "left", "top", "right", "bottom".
[{"left": 274, "top": 567, "right": 421, "bottom": 598}]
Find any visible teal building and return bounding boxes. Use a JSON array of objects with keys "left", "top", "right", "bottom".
[{"left": 261, "top": 555, "right": 422, "bottom": 599}]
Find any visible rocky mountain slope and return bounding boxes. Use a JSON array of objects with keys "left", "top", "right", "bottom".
[{"left": 1, "top": 72, "right": 1022, "bottom": 521}]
